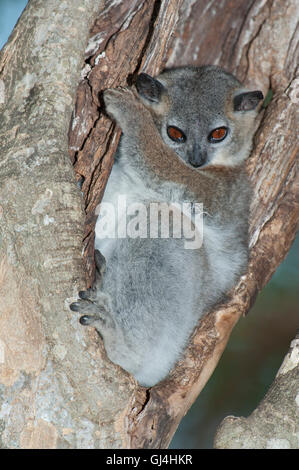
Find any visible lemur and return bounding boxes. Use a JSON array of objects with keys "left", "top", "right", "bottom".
[{"left": 70, "top": 65, "right": 263, "bottom": 387}]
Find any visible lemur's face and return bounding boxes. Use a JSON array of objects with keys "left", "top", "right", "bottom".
[{"left": 136, "top": 66, "right": 263, "bottom": 169}]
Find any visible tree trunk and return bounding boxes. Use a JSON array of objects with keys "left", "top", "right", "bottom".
[{"left": 0, "top": 0, "right": 298, "bottom": 449}]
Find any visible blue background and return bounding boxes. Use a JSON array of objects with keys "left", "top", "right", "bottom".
[{"left": 1, "top": 0, "right": 298, "bottom": 449}]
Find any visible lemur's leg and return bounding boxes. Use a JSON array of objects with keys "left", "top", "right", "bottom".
[{"left": 70, "top": 250, "right": 114, "bottom": 328}]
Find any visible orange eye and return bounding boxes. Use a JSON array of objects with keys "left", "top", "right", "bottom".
[
  {"left": 167, "top": 126, "right": 186, "bottom": 143},
  {"left": 209, "top": 127, "right": 228, "bottom": 143}
]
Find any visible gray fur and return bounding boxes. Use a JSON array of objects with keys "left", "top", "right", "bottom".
[{"left": 70, "top": 66, "right": 262, "bottom": 387}]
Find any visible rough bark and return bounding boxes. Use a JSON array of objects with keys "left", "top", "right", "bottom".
[{"left": 0, "top": 0, "right": 298, "bottom": 449}]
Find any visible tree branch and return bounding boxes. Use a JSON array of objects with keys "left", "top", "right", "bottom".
[{"left": 214, "top": 334, "right": 299, "bottom": 449}]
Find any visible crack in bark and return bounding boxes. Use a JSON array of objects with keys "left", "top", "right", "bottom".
[
  {"left": 136, "top": 387, "right": 152, "bottom": 417},
  {"left": 244, "top": 17, "right": 268, "bottom": 80},
  {"left": 85, "top": 122, "right": 115, "bottom": 210},
  {"left": 284, "top": 71, "right": 299, "bottom": 97},
  {"left": 71, "top": 84, "right": 102, "bottom": 173},
  {"left": 225, "top": 0, "right": 255, "bottom": 66},
  {"left": 129, "top": 0, "right": 162, "bottom": 83}
]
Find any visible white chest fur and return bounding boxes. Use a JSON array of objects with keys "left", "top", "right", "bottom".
[{"left": 95, "top": 157, "right": 187, "bottom": 258}]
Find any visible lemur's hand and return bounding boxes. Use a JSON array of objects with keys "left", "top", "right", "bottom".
[{"left": 103, "top": 86, "right": 152, "bottom": 133}]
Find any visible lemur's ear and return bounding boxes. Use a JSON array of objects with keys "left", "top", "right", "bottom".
[
  {"left": 234, "top": 90, "right": 264, "bottom": 111},
  {"left": 136, "top": 73, "right": 165, "bottom": 103}
]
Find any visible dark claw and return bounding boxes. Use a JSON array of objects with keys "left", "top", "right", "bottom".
[
  {"left": 70, "top": 302, "right": 81, "bottom": 312},
  {"left": 79, "top": 290, "right": 90, "bottom": 300},
  {"left": 79, "top": 315, "right": 97, "bottom": 326}
]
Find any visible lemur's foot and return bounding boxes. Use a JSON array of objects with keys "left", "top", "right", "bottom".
[
  {"left": 70, "top": 250, "right": 114, "bottom": 328},
  {"left": 70, "top": 291, "right": 112, "bottom": 327}
]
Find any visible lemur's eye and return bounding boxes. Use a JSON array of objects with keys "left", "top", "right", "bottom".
[
  {"left": 167, "top": 126, "right": 186, "bottom": 143},
  {"left": 208, "top": 127, "right": 228, "bottom": 143}
]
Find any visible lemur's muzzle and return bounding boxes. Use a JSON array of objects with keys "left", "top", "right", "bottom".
[{"left": 188, "top": 143, "right": 206, "bottom": 168}]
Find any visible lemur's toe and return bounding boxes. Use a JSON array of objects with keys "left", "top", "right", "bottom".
[
  {"left": 78, "top": 288, "right": 98, "bottom": 302},
  {"left": 79, "top": 290, "right": 91, "bottom": 300},
  {"left": 70, "top": 302, "right": 81, "bottom": 312},
  {"left": 70, "top": 299, "right": 100, "bottom": 314},
  {"left": 79, "top": 314, "right": 99, "bottom": 326}
]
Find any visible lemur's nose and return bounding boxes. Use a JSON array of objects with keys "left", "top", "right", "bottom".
[{"left": 188, "top": 143, "right": 206, "bottom": 167}]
